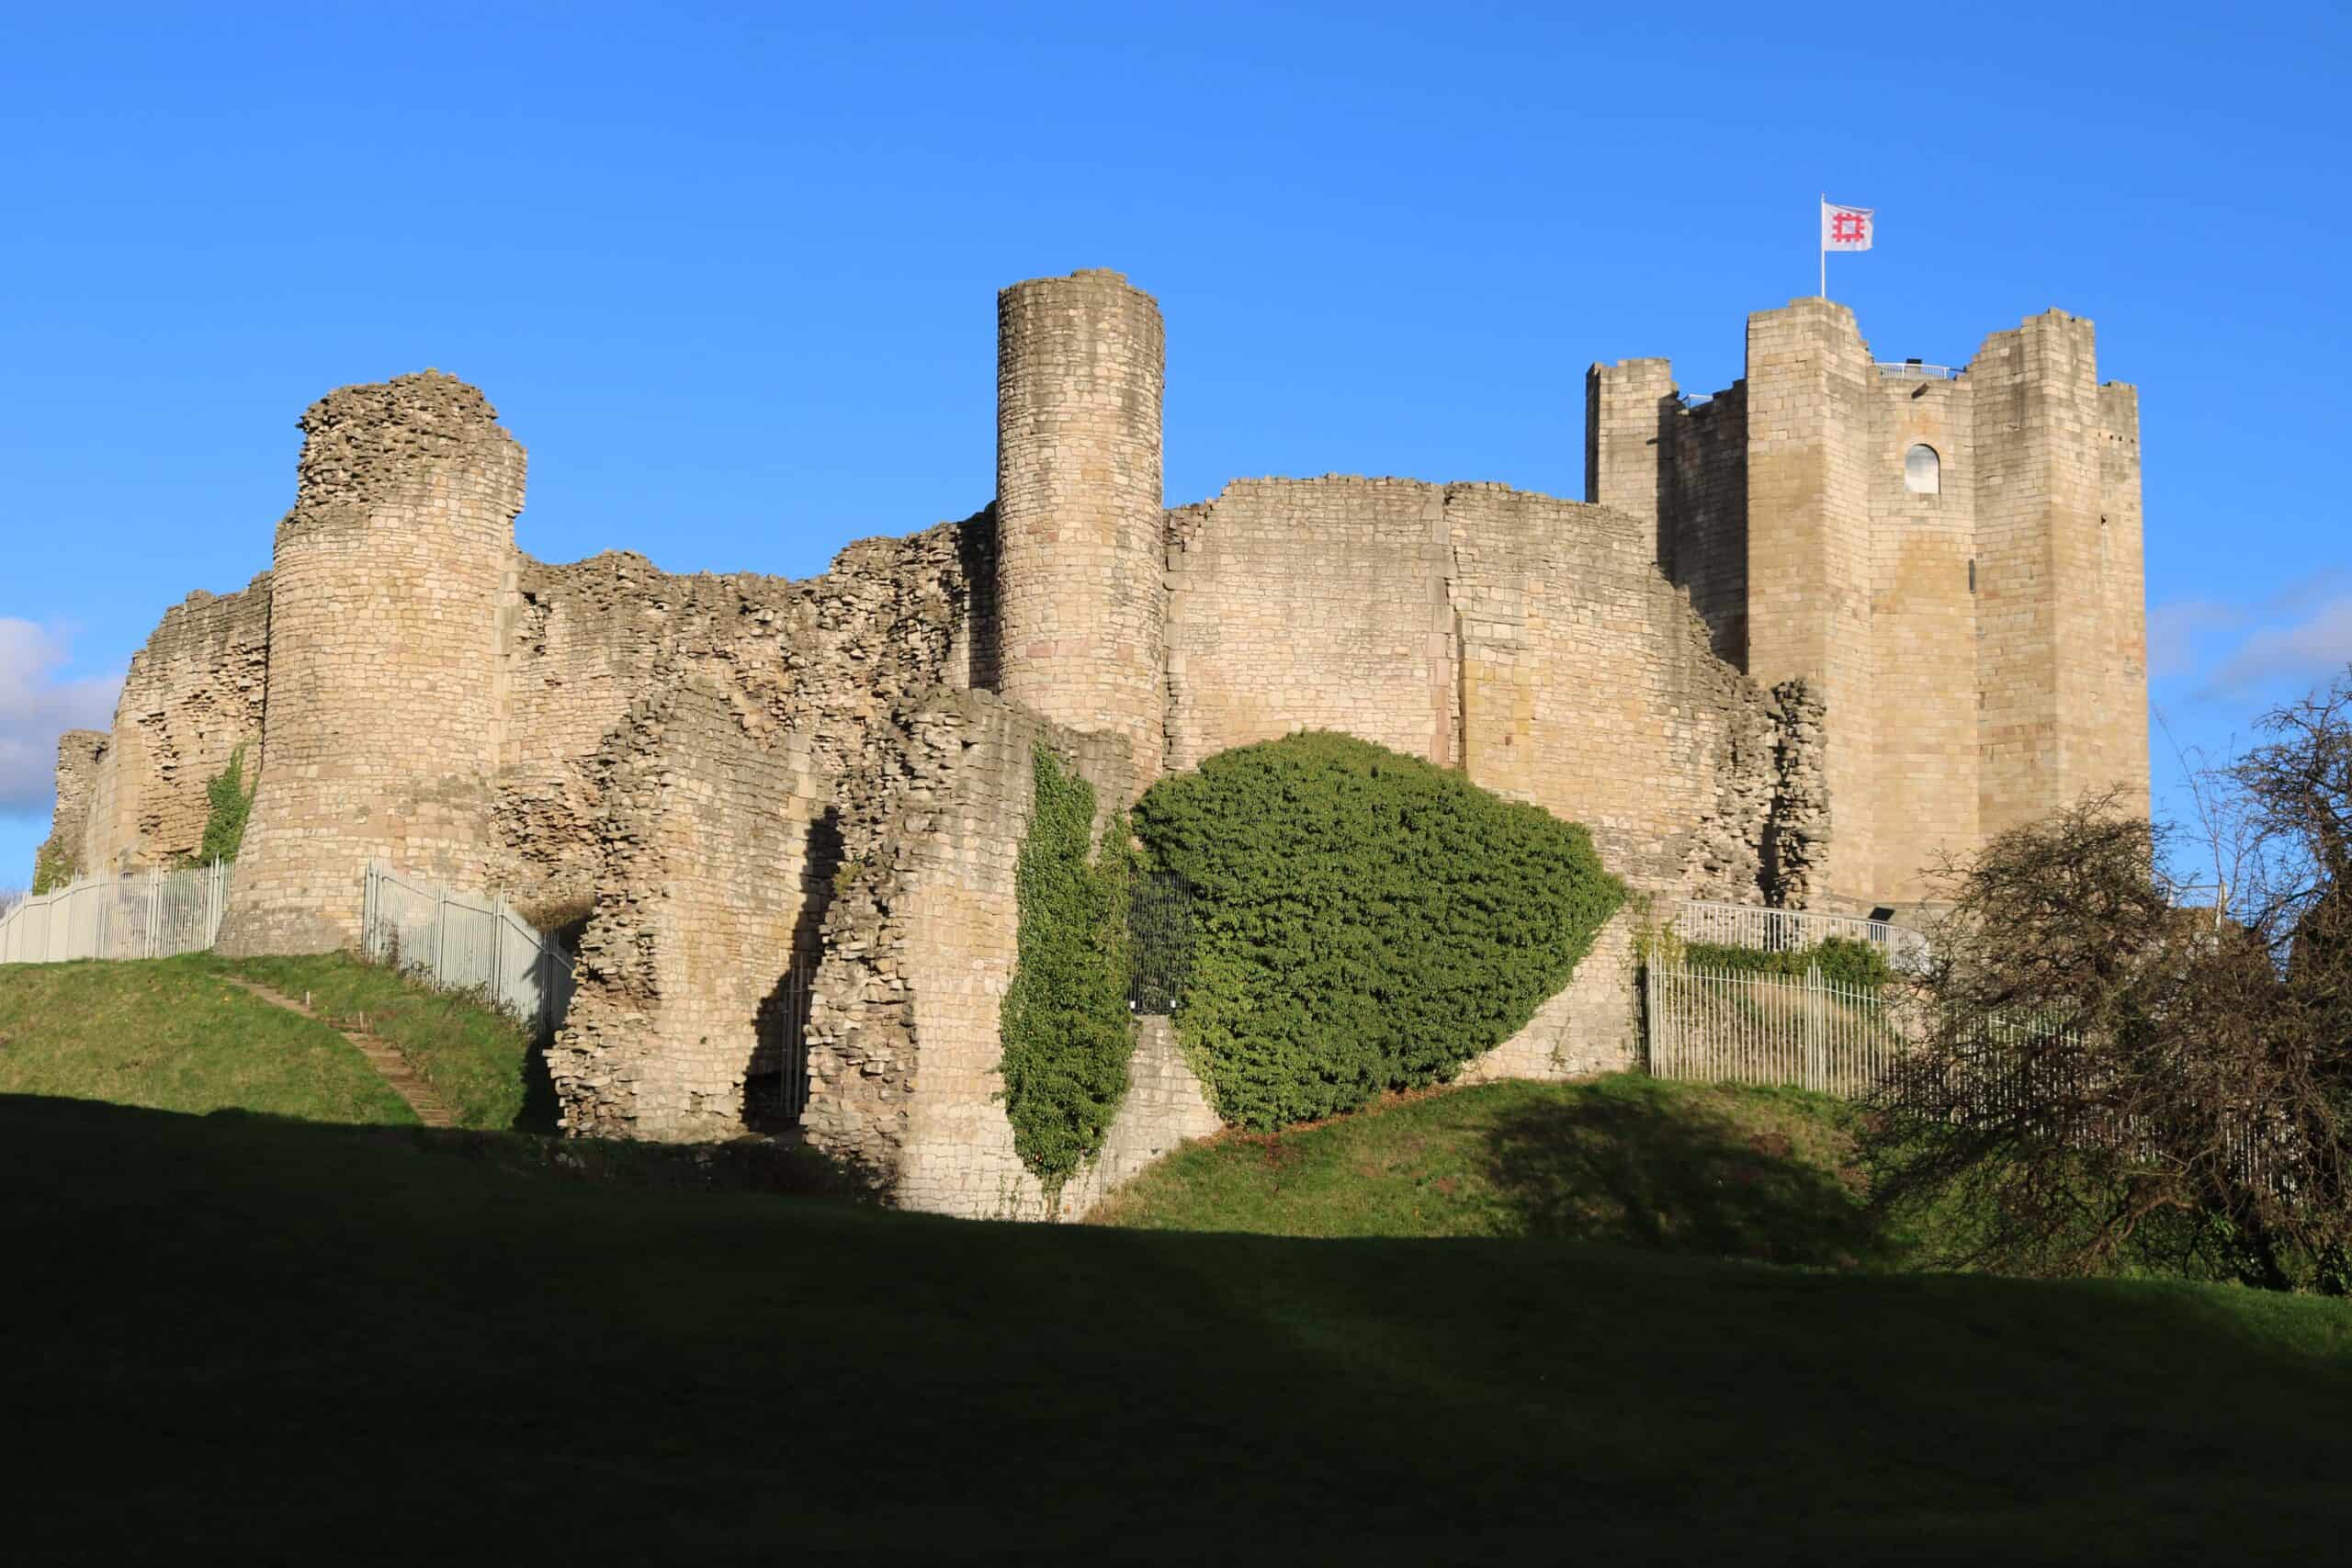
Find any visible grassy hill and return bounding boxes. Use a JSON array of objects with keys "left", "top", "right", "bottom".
[
  {"left": 1094, "top": 1075, "right": 1891, "bottom": 1263},
  {"left": 5, "top": 956, "right": 2351, "bottom": 1560},
  {"left": 0, "top": 950, "right": 551, "bottom": 1132},
  {"left": 0, "top": 953, "right": 418, "bottom": 1125}
]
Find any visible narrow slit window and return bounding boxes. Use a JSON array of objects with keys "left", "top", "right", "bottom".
[{"left": 1904, "top": 443, "right": 1941, "bottom": 495}]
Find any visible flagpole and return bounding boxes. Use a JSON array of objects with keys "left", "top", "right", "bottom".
[{"left": 1818, "top": 193, "right": 1826, "bottom": 299}]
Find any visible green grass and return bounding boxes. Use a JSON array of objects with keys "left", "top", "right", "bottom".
[
  {"left": 194, "top": 950, "right": 554, "bottom": 1131},
  {"left": 0, "top": 953, "right": 416, "bottom": 1126},
  {"left": 4, "top": 1092, "right": 2351, "bottom": 1562},
  {"left": 6, "top": 957, "right": 2351, "bottom": 1557},
  {"left": 1095, "top": 1075, "right": 1896, "bottom": 1261}
]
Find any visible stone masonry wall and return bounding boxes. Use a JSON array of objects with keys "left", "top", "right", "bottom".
[
  {"left": 74, "top": 576, "right": 272, "bottom": 875},
  {"left": 1742, "top": 300, "right": 1878, "bottom": 911},
  {"left": 996, "top": 270, "right": 1167, "bottom": 785},
  {"left": 496, "top": 514, "right": 980, "bottom": 922},
  {"left": 547, "top": 672, "right": 829, "bottom": 1141},
  {"left": 1665, "top": 384, "right": 1749, "bottom": 666},
  {"left": 1454, "top": 904, "right": 1642, "bottom": 1085},
  {"left": 531, "top": 517, "right": 985, "bottom": 1139},
  {"left": 37, "top": 731, "right": 107, "bottom": 884},
  {"left": 803, "top": 689, "right": 1218, "bottom": 1217},
  {"left": 1163, "top": 477, "right": 1812, "bottom": 900},
  {"left": 217, "top": 372, "right": 526, "bottom": 955},
  {"left": 1163, "top": 479, "right": 1456, "bottom": 771}
]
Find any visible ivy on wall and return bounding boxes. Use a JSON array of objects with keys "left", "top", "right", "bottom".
[
  {"left": 999, "top": 748, "right": 1137, "bottom": 1188},
  {"left": 1133, "top": 732, "right": 1626, "bottom": 1132},
  {"left": 197, "top": 743, "right": 256, "bottom": 865},
  {"left": 30, "top": 843, "right": 76, "bottom": 896}
]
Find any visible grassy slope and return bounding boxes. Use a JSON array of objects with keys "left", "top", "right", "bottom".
[
  {"left": 196, "top": 951, "right": 554, "bottom": 1131},
  {"left": 5, "top": 1093, "right": 2351, "bottom": 1562},
  {"left": 0, "top": 954, "right": 415, "bottom": 1126},
  {"left": 1094, "top": 1075, "right": 1893, "bottom": 1263}
]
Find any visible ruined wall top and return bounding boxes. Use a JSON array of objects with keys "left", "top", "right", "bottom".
[{"left": 285, "top": 369, "right": 525, "bottom": 538}]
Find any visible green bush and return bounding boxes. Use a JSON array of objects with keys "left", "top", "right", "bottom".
[
  {"left": 1133, "top": 731, "right": 1626, "bottom": 1132},
  {"left": 197, "top": 744, "right": 255, "bottom": 865},
  {"left": 999, "top": 748, "right": 1136, "bottom": 1188},
  {"left": 1680, "top": 935, "right": 1893, "bottom": 991}
]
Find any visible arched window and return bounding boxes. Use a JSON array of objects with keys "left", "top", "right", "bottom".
[{"left": 1905, "top": 443, "right": 1941, "bottom": 495}]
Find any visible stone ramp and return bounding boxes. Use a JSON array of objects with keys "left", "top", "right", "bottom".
[{"left": 218, "top": 976, "right": 458, "bottom": 1129}]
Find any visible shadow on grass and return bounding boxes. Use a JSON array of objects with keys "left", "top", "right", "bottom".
[{"left": 1480, "top": 1081, "right": 1889, "bottom": 1268}]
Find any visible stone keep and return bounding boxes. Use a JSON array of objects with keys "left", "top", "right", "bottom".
[
  {"left": 41, "top": 274, "right": 2148, "bottom": 1217},
  {"left": 1588, "top": 299, "right": 2148, "bottom": 910}
]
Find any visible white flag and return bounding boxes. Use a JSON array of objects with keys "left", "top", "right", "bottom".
[{"left": 1822, "top": 199, "right": 1873, "bottom": 252}]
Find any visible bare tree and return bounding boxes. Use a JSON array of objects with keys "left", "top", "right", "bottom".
[{"left": 1868, "top": 669, "right": 2352, "bottom": 1291}]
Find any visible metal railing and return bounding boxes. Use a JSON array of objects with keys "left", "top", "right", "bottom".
[
  {"left": 360, "top": 862, "right": 576, "bottom": 1042},
  {"left": 1126, "top": 873, "right": 1197, "bottom": 1016},
  {"left": 1874, "top": 361, "right": 1962, "bottom": 380},
  {"left": 1645, "top": 960, "right": 1909, "bottom": 1097},
  {"left": 1663, "top": 898, "right": 1930, "bottom": 969},
  {"left": 0, "top": 862, "right": 230, "bottom": 965}
]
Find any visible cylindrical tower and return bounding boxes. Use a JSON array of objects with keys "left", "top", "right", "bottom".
[
  {"left": 995, "top": 268, "right": 1167, "bottom": 784},
  {"left": 216, "top": 371, "right": 526, "bottom": 954}
]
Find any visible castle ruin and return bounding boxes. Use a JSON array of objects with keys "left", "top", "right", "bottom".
[{"left": 35, "top": 271, "right": 2148, "bottom": 1216}]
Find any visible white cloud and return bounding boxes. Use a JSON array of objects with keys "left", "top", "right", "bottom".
[
  {"left": 0, "top": 621, "right": 123, "bottom": 818},
  {"left": 2147, "top": 599, "right": 2241, "bottom": 681},
  {"left": 2207, "top": 594, "right": 2352, "bottom": 694}
]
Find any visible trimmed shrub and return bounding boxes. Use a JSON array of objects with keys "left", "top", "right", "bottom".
[
  {"left": 1133, "top": 732, "right": 1626, "bottom": 1132},
  {"left": 999, "top": 748, "right": 1136, "bottom": 1187},
  {"left": 1679, "top": 936, "right": 1893, "bottom": 992}
]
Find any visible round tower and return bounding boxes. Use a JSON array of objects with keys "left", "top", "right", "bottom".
[
  {"left": 994, "top": 268, "right": 1167, "bottom": 783},
  {"left": 216, "top": 371, "right": 526, "bottom": 954}
]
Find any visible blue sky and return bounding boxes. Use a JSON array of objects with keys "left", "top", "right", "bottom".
[{"left": 4, "top": 2, "right": 2346, "bottom": 886}]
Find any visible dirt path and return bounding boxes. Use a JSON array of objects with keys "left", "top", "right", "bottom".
[{"left": 218, "top": 976, "right": 457, "bottom": 1129}]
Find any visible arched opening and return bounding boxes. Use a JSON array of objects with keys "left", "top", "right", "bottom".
[{"left": 1904, "top": 443, "right": 1941, "bottom": 495}]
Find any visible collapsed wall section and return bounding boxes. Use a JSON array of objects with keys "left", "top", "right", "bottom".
[
  {"left": 529, "top": 516, "right": 987, "bottom": 1139},
  {"left": 36, "top": 731, "right": 108, "bottom": 885},
  {"left": 546, "top": 672, "right": 830, "bottom": 1141},
  {"left": 72, "top": 577, "right": 272, "bottom": 875},
  {"left": 217, "top": 372, "right": 525, "bottom": 954},
  {"left": 802, "top": 689, "right": 1216, "bottom": 1217},
  {"left": 495, "top": 513, "right": 981, "bottom": 922}
]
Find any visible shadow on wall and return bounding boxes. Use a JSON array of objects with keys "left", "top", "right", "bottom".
[
  {"left": 745, "top": 806, "right": 844, "bottom": 1134},
  {"left": 1479, "top": 1082, "right": 1886, "bottom": 1268}
]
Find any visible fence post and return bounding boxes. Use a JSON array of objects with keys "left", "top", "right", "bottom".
[
  {"left": 492, "top": 895, "right": 506, "bottom": 1010},
  {"left": 1805, "top": 964, "right": 1826, "bottom": 1093},
  {"left": 435, "top": 881, "right": 448, "bottom": 984}
]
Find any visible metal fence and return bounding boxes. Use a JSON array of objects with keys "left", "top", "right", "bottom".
[
  {"left": 0, "top": 862, "right": 230, "bottom": 965},
  {"left": 1663, "top": 898, "right": 1931, "bottom": 969},
  {"left": 752, "top": 971, "right": 816, "bottom": 1125},
  {"left": 1644, "top": 960, "right": 1912, "bottom": 1098},
  {"left": 360, "top": 862, "right": 576, "bottom": 1041},
  {"left": 1126, "top": 873, "right": 1198, "bottom": 1016}
]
